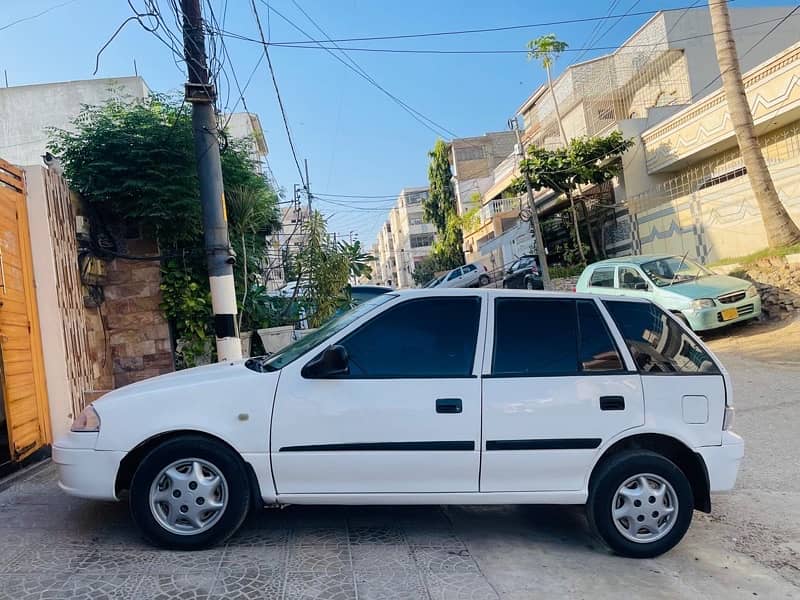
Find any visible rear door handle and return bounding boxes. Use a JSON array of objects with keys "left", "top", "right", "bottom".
[
  {"left": 436, "top": 398, "right": 462, "bottom": 414},
  {"left": 600, "top": 396, "right": 625, "bottom": 411}
]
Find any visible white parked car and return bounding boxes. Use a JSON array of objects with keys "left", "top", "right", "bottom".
[
  {"left": 437, "top": 262, "right": 491, "bottom": 288},
  {"left": 55, "top": 289, "right": 743, "bottom": 558}
]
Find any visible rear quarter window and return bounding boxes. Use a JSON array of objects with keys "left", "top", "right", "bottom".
[{"left": 603, "top": 300, "right": 720, "bottom": 374}]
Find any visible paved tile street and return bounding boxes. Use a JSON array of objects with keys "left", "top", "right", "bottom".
[{"left": 0, "top": 321, "right": 798, "bottom": 600}]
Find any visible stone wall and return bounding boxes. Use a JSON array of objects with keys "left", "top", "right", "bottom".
[
  {"left": 101, "top": 239, "right": 174, "bottom": 387},
  {"left": 728, "top": 256, "right": 800, "bottom": 321},
  {"left": 550, "top": 276, "right": 580, "bottom": 292}
]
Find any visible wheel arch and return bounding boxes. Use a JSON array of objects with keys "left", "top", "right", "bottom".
[
  {"left": 114, "top": 429, "right": 262, "bottom": 510},
  {"left": 589, "top": 433, "right": 711, "bottom": 513}
]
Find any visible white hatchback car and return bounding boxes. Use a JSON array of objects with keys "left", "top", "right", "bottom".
[
  {"left": 55, "top": 289, "right": 743, "bottom": 558},
  {"left": 437, "top": 262, "right": 491, "bottom": 288}
]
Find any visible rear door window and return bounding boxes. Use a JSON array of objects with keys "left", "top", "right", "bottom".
[
  {"left": 446, "top": 268, "right": 461, "bottom": 281},
  {"left": 589, "top": 268, "right": 615, "bottom": 288},
  {"left": 603, "top": 300, "right": 720, "bottom": 374},
  {"left": 462, "top": 264, "right": 477, "bottom": 274}
]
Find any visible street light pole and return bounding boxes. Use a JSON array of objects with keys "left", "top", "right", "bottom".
[
  {"left": 509, "top": 117, "right": 551, "bottom": 290},
  {"left": 180, "top": 0, "right": 241, "bottom": 360}
]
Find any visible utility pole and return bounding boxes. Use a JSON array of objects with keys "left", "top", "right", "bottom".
[
  {"left": 180, "top": 0, "right": 242, "bottom": 361},
  {"left": 304, "top": 159, "right": 311, "bottom": 212},
  {"left": 510, "top": 117, "right": 551, "bottom": 290}
]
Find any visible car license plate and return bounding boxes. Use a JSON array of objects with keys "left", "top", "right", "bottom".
[{"left": 720, "top": 307, "right": 738, "bottom": 321}]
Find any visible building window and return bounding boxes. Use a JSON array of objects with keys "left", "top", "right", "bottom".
[
  {"left": 405, "top": 192, "right": 428, "bottom": 206},
  {"left": 597, "top": 106, "right": 614, "bottom": 121},
  {"left": 410, "top": 233, "right": 435, "bottom": 248},
  {"left": 697, "top": 167, "right": 747, "bottom": 190},
  {"left": 455, "top": 147, "right": 486, "bottom": 161},
  {"left": 409, "top": 217, "right": 424, "bottom": 226}
]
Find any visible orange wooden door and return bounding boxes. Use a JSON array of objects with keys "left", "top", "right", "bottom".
[{"left": 0, "top": 159, "right": 50, "bottom": 461}]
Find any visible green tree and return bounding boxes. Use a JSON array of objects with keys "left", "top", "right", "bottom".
[
  {"left": 424, "top": 139, "right": 465, "bottom": 270},
  {"left": 527, "top": 34, "right": 569, "bottom": 146},
  {"left": 338, "top": 239, "right": 374, "bottom": 283},
  {"left": 708, "top": 0, "right": 800, "bottom": 246},
  {"left": 516, "top": 131, "right": 633, "bottom": 261},
  {"left": 49, "top": 95, "right": 281, "bottom": 365},
  {"left": 294, "top": 211, "right": 351, "bottom": 327}
]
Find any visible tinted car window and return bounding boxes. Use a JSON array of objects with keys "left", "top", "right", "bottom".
[
  {"left": 603, "top": 300, "right": 720, "bottom": 374},
  {"left": 577, "top": 300, "right": 625, "bottom": 372},
  {"left": 589, "top": 268, "right": 615, "bottom": 288},
  {"left": 341, "top": 297, "right": 480, "bottom": 378},
  {"left": 446, "top": 268, "right": 461, "bottom": 281},
  {"left": 463, "top": 264, "right": 477, "bottom": 273},
  {"left": 492, "top": 298, "right": 578, "bottom": 376}
]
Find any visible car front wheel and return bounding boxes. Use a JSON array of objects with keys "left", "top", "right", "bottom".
[
  {"left": 130, "top": 435, "right": 251, "bottom": 549},
  {"left": 587, "top": 450, "right": 693, "bottom": 558}
]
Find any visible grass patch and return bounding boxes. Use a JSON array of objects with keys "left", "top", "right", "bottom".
[{"left": 709, "top": 243, "right": 800, "bottom": 267}]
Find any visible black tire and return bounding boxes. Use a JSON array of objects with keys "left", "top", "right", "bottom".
[
  {"left": 478, "top": 274, "right": 490, "bottom": 287},
  {"left": 525, "top": 278, "right": 535, "bottom": 290},
  {"left": 587, "top": 450, "right": 694, "bottom": 558},
  {"left": 672, "top": 311, "right": 691, "bottom": 330},
  {"left": 130, "top": 435, "right": 251, "bottom": 550}
]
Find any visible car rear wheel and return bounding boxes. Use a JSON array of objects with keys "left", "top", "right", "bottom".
[
  {"left": 587, "top": 450, "right": 693, "bottom": 558},
  {"left": 478, "top": 274, "right": 490, "bottom": 286},
  {"left": 130, "top": 435, "right": 251, "bottom": 549},
  {"left": 525, "top": 279, "right": 535, "bottom": 290}
]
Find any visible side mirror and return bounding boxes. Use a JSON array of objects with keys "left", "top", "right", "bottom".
[
  {"left": 634, "top": 282, "right": 649, "bottom": 291},
  {"left": 301, "top": 344, "right": 350, "bottom": 379}
]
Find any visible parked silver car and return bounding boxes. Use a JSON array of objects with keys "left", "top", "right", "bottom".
[{"left": 437, "top": 262, "right": 491, "bottom": 288}]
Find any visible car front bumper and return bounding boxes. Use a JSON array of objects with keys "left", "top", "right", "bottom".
[
  {"left": 696, "top": 431, "right": 744, "bottom": 493},
  {"left": 684, "top": 295, "right": 761, "bottom": 331},
  {"left": 53, "top": 432, "right": 125, "bottom": 501}
]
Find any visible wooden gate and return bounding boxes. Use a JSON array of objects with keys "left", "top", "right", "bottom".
[{"left": 0, "top": 159, "right": 50, "bottom": 461}]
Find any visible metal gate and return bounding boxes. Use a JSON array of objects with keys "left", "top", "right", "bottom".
[{"left": 0, "top": 158, "right": 51, "bottom": 461}]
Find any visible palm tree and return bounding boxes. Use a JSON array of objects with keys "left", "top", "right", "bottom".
[
  {"left": 527, "top": 34, "right": 569, "bottom": 147},
  {"left": 527, "top": 34, "right": 587, "bottom": 262},
  {"left": 339, "top": 240, "right": 374, "bottom": 284},
  {"left": 708, "top": 0, "right": 800, "bottom": 247}
]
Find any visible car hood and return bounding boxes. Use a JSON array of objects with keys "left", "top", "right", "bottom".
[
  {"left": 92, "top": 361, "right": 279, "bottom": 453},
  {"left": 95, "top": 361, "right": 255, "bottom": 404},
  {"left": 663, "top": 274, "right": 749, "bottom": 299}
]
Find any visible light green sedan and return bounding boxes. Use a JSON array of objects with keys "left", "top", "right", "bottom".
[{"left": 576, "top": 254, "right": 761, "bottom": 331}]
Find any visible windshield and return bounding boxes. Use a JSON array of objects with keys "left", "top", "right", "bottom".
[
  {"left": 641, "top": 256, "right": 713, "bottom": 287},
  {"left": 257, "top": 293, "right": 396, "bottom": 371}
]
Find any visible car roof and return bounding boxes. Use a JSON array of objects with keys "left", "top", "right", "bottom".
[
  {"left": 351, "top": 285, "right": 393, "bottom": 292},
  {"left": 586, "top": 254, "right": 677, "bottom": 267},
  {"left": 391, "top": 287, "right": 651, "bottom": 304}
]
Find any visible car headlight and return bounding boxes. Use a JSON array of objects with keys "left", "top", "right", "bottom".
[
  {"left": 691, "top": 298, "right": 716, "bottom": 309},
  {"left": 71, "top": 405, "right": 101, "bottom": 432},
  {"left": 746, "top": 284, "right": 758, "bottom": 298}
]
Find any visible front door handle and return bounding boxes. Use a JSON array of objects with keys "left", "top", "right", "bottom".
[
  {"left": 436, "top": 398, "right": 462, "bottom": 414},
  {"left": 600, "top": 396, "right": 625, "bottom": 411}
]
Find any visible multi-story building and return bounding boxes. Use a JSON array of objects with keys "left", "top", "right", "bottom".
[
  {"left": 462, "top": 6, "right": 799, "bottom": 269},
  {"left": 372, "top": 187, "right": 437, "bottom": 288},
  {"left": 624, "top": 40, "right": 800, "bottom": 263},
  {"left": 263, "top": 203, "right": 309, "bottom": 291}
]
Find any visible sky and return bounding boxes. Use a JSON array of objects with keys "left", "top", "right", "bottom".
[{"left": 0, "top": 0, "right": 793, "bottom": 247}]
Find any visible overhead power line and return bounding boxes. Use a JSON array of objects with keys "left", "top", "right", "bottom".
[
  {"left": 256, "top": 0, "right": 456, "bottom": 139},
  {"left": 0, "top": 0, "right": 78, "bottom": 33},
  {"left": 249, "top": 0, "right": 307, "bottom": 188},
  {"left": 690, "top": 3, "right": 800, "bottom": 102},
  {"left": 214, "top": 15, "right": 795, "bottom": 57},
  {"left": 227, "top": 1, "right": 736, "bottom": 46}
]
